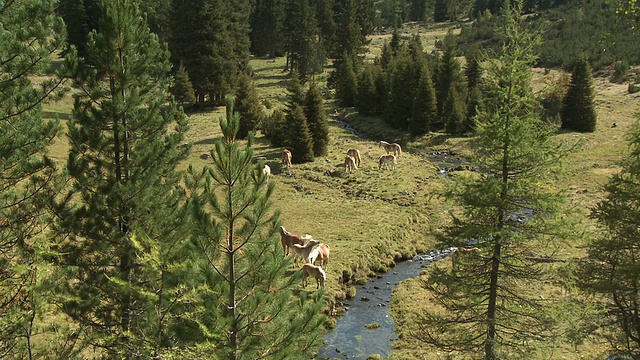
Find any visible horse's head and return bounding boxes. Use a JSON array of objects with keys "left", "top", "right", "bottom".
[{"left": 279, "top": 226, "right": 286, "bottom": 235}]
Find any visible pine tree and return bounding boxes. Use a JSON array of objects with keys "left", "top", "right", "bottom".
[
  {"left": 171, "top": 61, "right": 196, "bottom": 106},
  {"left": 288, "top": 104, "right": 315, "bottom": 163},
  {"left": 434, "top": 29, "right": 463, "bottom": 126},
  {"left": 416, "top": 3, "right": 567, "bottom": 358},
  {"left": 250, "top": 0, "right": 286, "bottom": 57},
  {"left": 434, "top": 0, "right": 450, "bottom": 21},
  {"left": 409, "top": 65, "right": 438, "bottom": 136},
  {"left": 51, "top": 0, "right": 190, "bottom": 355},
  {"left": 335, "top": 53, "right": 358, "bottom": 107},
  {"left": 284, "top": 0, "right": 324, "bottom": 79},
  {"left": 443, "top": 82, "right": 468, "bottom": 135},
  {"left": 169, "top": 0, "right": 251, "bottom": 104},
  {"left": 386, "top": 45, "right": 419, "bottom": 129},
  {"left": 59, "top": 0, "right": 101, "bottom": 58},
  {"left": 356, "top": 65, "right": 382, "bottom": 115},
  {"left": 235, "top": 72, "right": 265, "bottom": 140},
  {"left": 561, "top": 58, "right": 597, "bottom": 132},
  {"left": 186, "top": 97, "right": 325, "bottom": 359},
  {"left": 0, "top": 1, "right": 65, "bottom": 357},
  {"left": 305, "top": 80, "right": 330, "bottom": 156}
]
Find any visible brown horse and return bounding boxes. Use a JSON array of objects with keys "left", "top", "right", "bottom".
[
  {"left": 282, "top": 149, "right": 292, "bottom": 168},
  {"left": 279, "top": 226, "right": 311, "bottom": 256},
  {"left": 344, "top": 155, "right": 357, "bottom": 173},
  {"left": 310, "top": 243, "right": 330, "bottom": 269},
  {"left": 301, "top": 263, "right": 326, "bottom": 289},
  {"left": 378, "top": 154, "right": 397, "bottom": 170},
  {"left": 346, "top": 148, "right": 361, "bottom": 167},
  {"left": 379, "top": 141, "right": 402, "bottom": 157}
]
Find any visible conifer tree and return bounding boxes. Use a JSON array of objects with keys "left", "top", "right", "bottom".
[
  {"left": 59, "top": 0, "right": 101, "bottom": 58},
  {"left": 0, "top": 1, "right": 65, "bottom": 357},
  {"left": 434, "top": 29, "right": 463, "bottom": 126},
  {"left": 579, "top": 116, "right": 640, "bottom": 357},
  {"left": 171, "top": 61, "right": 196, "bottom": 106},
  {"left": 288, "top": 104, "right": 315, "bottom": 163},
  {"left": 410, "top": 65, "right": 438, "bottom": 136},
  {"left": 416, "top": 3, "right": 567, "bottom": 358},
  {"left": 335, "top": 53, "right": 359, "bottom": 107},
  {"left": 356, "top": 65, "right": 382, "bottom": 115},
  {"left": 51, "top": 0, "right": 190, "bottom": 355},
  {"left": 561, "top": 58, "right": 597, "bottom": 132},
  {"left": 443, "top": 82, "right": 468, "bottom": 134},
  {"left": 434, "top": 0, "right": 450, "bottom": 21},
  {"left": 187, "top": 97, "right": 325, "bottom": 359},
  {"left": 465, "top": 46, "right": 484, "bottom": 129},
  {"left": 386, "top": 45, "right": 419, "bottom": 129},
  {"left": 250, "top": 0, "right": 286, "bottom": 57},
  {"left": 235, "top": 72, "right": 265, "bottom": 140},
  {"left": 284, "top": 0, "right": 324, "bottom": 78},
  {"left": 169, "top": 0, "right": 251, "bottom": 104},
  {"left": 305, "top": 80, "right": 330, "bottom": 156}
]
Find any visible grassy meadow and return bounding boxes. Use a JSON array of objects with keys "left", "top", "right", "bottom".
[{"left": 42, "top": 21, "right": 640, "bottom": 359}]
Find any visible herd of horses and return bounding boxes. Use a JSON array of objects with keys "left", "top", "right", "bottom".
[
  {"left": 275, "top": 140, "right": 402, "bottom": 176},
  {"left": 267, "top": 141, "right": 402, "bottom": 290},
  {"left": 279, "top": 226, "right": 330, "bottom": 289}
]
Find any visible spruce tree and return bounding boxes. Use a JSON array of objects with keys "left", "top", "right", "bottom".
[
  {"left": 416, "top": 3, "right": 567, "bottom": 358},
  {"left": 169, "top": 0, "right": 251, "bottom": 104},
  {"left": 250, "top": 0, "right": 286, "bottom": 57},
  {"left": 434, "top": 29, "right": 463, "bottom": 126},
  {"left": 410, "top": 65, "right": 438, "bottom": 136},
  {"left": 386, "top": 45, "right": 419, "bottom": 130},
  {"left": 579, "top": 116, "right": 640, "bottom": 356},
  {"left": 288, "top": 104, "right": 315, "bottom": 163},
  {"left": 335, "top": 53, "right": 358, "bottom": 107},
  {"left": 171, "top": 61, "right": 196, "bottom": 106},
  {"left": 356, "top": 65, "right": 382, "bottom": 115},
  {"left": 283, "top": 0, "right": 324, "bottom": 78},
  {"left": 187, "top": 97, "right": 325, "bottom": 358},
  {"left": 561, "top": 58, "right": 597, "bottom": 132},
  {"left": 0, "top": 1, "right": 65, "bottom": 357},
  {"left": 443, "top": 82, "right": 468, "bottom": 135},
  {"left": 51, "top": 0, "right": 190, "bottom": 356},
  {"left": 235, "top": 72, "right": 265, "bottom": 140},
  {"left": 434, "top": 0, "right": 450, "bottom": 22},
  {"left": 305, "top": 80, "right": 330, "bottom": 156}
]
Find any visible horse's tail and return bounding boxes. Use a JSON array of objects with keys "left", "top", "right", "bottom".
[
  {"left": 356, "top": 151, "right": 361, "bottom": 167},
  {"left": 397, "top": 145, "right": 402, "bottom": 156}
]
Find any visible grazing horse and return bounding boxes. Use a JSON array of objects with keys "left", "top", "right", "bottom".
[
  {"left": 379, "top": 141, "right": 402, "bottom": 157},
  {"left": 262, "top": 164, "right": 271, "bottom": 177},
  {"left": 290, "top": 239, "right": 320, "bottom": 264},
  {"left": 451, "top": 247, "right": 482, "bottom": 269},
  {"left": 346, "top": 148, "right": 361, "bottom": 167},
  {"left": 302, "top": 263, "right": 326, "bottom": 289},
  {"left": 378, "top": 154, "right": 397, "bottom": 170},
  {"left": 279, "top": 226, "right": 312, "bottom": 256},
  {"left": 309, "top": 243, "right": 330, "bottom": 269},
  {"left": 282, "top": 149, "right": 292, "bottom": 168},
  {"left": 344, "top": 155, "right": 358, "bottom": 173}
]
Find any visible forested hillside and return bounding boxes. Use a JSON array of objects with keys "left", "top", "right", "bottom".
[{"left": 2, "top": 0, "right": 640, "bottom": 358}]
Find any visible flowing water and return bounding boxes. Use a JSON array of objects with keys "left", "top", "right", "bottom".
[
  {"left": 316, "top": 249, "right": 453, "bottom": 360},
  {"left": 316, "top": 127, "right": 466, "bottom": 359}
]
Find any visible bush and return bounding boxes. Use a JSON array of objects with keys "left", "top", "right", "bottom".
[{"left": 629, "top": 83, "right": 640, "bottom": 94}]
